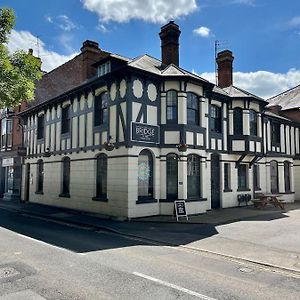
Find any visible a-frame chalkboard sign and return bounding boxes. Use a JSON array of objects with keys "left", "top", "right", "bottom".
[{"left": 174, "top": 200, "right": 188, "bottom": 221}]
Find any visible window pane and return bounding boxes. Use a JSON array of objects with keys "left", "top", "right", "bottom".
[
  {"left": 138, "top": 150, "right": 153, "bottom": 199},
  {"left": 238, "top": 164, "right": 247, "bottom": 189},
  {"left": 166, "top": 91, "right": 177, "bottom": 123},
  {"left": 233, "top": 108, "right": 243, "bottom": 135},
  {"left": 187, "top": 155, "right": 201, "bottom": 198},
  {"left": 62, "top": 158, "right": 70, "bottom": 194},
  {"left": 270, "top": 161, "right": 278, "bottom": 193},
  {"left": 96, "top": 155, "right": 107, "bottom": 198},
  {"left": 166, "top": 154, "right": 178, "bottom": 199}
]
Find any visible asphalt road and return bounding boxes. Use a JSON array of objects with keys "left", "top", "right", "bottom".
[{"left": 0, "top": 208, "right": 299, "bottom": 300}]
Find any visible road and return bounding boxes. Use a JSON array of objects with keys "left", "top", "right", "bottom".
[{"left": 0, "top": 207, "right": 299, "bottom": 300}]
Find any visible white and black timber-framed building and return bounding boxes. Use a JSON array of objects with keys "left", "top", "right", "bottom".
[{"left": 19, "top": 21, "right": 300, "bottom": 219}]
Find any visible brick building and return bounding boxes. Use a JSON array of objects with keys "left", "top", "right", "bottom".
[{"left": 19, "top": 22, "right": 300, "bottom": 218}]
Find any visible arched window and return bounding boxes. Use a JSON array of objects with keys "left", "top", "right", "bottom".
[
  {"left": 166, "top": 90, "right": 178, "bottom": 124},
  {"left": 249, "top": 110, "right": 258, "bottom": 136},
  {"left": 284, "top": 161, "right": 291, "bottom": 192},
  {"left": 94, "top": 92, "right": 109, "bottom": 126},
  {"left": 187, "top": 154, "right": 201, "bottom": 199},
  {"left": 210, "top": 105, "right": 222, "bottom": 133},
  {"left": 61, "top": 157, "right": 70, "bottom": 196},
  {"left": 166, "top": 153, "right": 178, "bottom": 200},
  {"left": 187, "top": 93, "right": 200, "bottom": 125},
  {"left": 233, "top": 108, "right": 243, "bottom": 135},
  {"left": 36, "top": 159, "right": 44, "bottom": 193},
  {"left": 270, "top": 161, "right": 278, "bottom": 193},
  {"left": 138, "top": 150, "right": 154, "bottom": 200},
  {"left": 95, "top": 154, "right": 108, "bottom": 199}
]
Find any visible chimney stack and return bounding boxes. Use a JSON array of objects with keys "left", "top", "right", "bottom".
[
  {"left": 216, "top": 50, "right": 234, "bottom": 88},
  {"left": 159, "top": 21, "right": 181, "bottom": 67}
]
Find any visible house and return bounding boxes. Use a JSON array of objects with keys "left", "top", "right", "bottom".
[
  {"left": 0, "top": 103, "right": 27, "bottom": 200},
  {"left": 19, "top": 21, "right": 300, "bottom": 219}
]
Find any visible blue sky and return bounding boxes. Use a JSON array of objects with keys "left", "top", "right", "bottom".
[{"left": 2, "top": 0, "right": 300, "bottom": 98}]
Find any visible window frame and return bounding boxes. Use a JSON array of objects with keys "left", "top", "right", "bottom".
[
  {"left": 284, "top": 161, "right": 291, "bottom": 192},
  {"left": 210, "top": 104, "right": 222, "bottom": 134},
  {"left": 61, "top": 106, "right": 71, "bottom": 134},
  {"left": 94, "top": 92, "right": 109, "bottom": 127},
  {"left": 249, "top": 110, "right": 258, "bottom": 136},
  {"left": 60, "top": 157, "right": 71, "bottom": 197},
  {"left": 270, "top": 160, "right": 279, "bottom": 194},
  {"left": 1, "top": 118, "right": 12, "bottom": 149},
  {"left": 94, "top": 154, "right": 108, "bottom": 200},
  {"left": 187, "top": 154, "right": 201, "bottom": 199},
  {"left": 271, "top": 122, "right": 281, "bottom": 145},
  {"left": 36, "top": 159, "right": 44, "bottom": 194},
  {"left": 253, "top": 164, "right": 260, "bottom": 191},
  {"left": 233, "top": 107, "right": 243, "bottom": 135},
  {"left": 166, "top": 90, "right": 178, "bottom": 124},
  {"left": 224, "top": 163, "right": 232, "bottom": 192},
  {"left": 237, "top": 164, "right": 248, "bottom": 190},
  {"left": 187, "top": 92, "right": 200, "bottom": 126},
  {"left": 37, "top": 114, "right": 45, "bottom": 140}
]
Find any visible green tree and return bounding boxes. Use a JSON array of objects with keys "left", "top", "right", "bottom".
[{"left": 0, "top": 8, "right": 42, "bottom": 109}]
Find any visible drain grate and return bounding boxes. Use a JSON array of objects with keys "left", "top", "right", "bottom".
[{"left": 0, "top": 267, "right": 20, "bottom": 279}]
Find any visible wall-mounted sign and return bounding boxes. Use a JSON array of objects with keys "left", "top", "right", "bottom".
[
  {"left": 2, "top": 158, "right": 14, "bottom": 167},
  {"left": 174, "top": 200, "right": 188, "bottom": 221},
  {"left": 131, "top": 122, "right": 159, "bottom": 144}
]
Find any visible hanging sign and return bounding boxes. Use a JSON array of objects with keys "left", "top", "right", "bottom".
[
  {"left": 2, "top": 158, "right": 14, "bottom": 167},
  {"left": 174, "top": 200, "right": 188, "bottom": 221},
  {"left": 131, "top": 122, "right": 159, "bottom": 144}
]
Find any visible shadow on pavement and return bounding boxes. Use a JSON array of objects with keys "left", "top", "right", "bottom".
[{"left": 0, "top": 200, "right": 298, "bottom": 253}]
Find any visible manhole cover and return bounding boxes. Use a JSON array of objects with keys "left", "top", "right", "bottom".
[
  {"left": 239, "top": 267, "right": 254, "bottom": 273},
  {"left": 0, "top": 267, "right": 20, "bottom": 279}
]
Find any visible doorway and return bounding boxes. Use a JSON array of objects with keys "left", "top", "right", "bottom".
[{"left": 211, "top": 153, "right": 221, "bottom": 209}]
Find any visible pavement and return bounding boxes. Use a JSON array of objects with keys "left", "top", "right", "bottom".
[{"left": 1, "top": 199, "right": 300, "bottom": 275}]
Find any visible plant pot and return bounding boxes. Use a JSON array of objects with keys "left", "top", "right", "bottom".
[
  {"left": 177, "top": 144, "right": 187, "bottom": 152},
  {"left": 104, "top": 143, "right": 114, "bottom": 151}
]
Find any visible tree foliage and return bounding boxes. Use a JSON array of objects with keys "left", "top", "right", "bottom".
[{"left": 0, "top": 8, "right": 42, "bottom": 109}]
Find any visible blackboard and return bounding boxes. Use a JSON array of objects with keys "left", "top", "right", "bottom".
[{"left": 174, "top": 200, "right": 188, "bottom": 221}]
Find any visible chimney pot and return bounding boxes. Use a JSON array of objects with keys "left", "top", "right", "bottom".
[{"left": 216, "top": 49, "right": 234, "bottom": 88}]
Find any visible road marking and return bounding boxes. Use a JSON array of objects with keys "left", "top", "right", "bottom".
[{"left": 133, "top": 272, "right": 217, "bottom": 300}]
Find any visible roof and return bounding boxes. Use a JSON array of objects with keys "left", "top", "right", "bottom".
[
  {"left": 267, "top": 84, "right": 300, "bottom": 110},
  {"left": 127, "top": 54, "right": 210, "bottom": 83},
  {"left": 223, "top": 85, "right": 266, "bottom": 102},
  {"left": 264, "top": 111, "right": 292, "bottom": 121}
]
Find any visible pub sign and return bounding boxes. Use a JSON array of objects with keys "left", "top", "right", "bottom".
[{"left": 131, "top": 122, "right": 159, "bottom": 144}]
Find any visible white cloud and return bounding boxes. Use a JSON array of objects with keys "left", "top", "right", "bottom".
[
  {"left": 7, "top": 29, "right": 78, "bottom": 72},
  {"left": 45, "top": 14, "right": 78, "bottom": 31},
  {"left": 289, "top": 16, "right": 300, "bottom": 27},
  {"left": 81, "top": 0, "right": 198, "bottom": 23},
  {"left": 233, "top": 0, "right": 255, "bottom": 5},
  {"left": 97, "top": 23, "right": 109, "bottom": 33},
  {"left": 193, "top": 26, "right": 211, "bottom": 37},
  {"left": 199, "top": 69, "right": 300, "bottom": 99}
]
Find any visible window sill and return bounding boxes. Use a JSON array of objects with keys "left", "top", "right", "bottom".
[
  {"left": 186, "top": 198, "right": 207, "bottom": 202},
  {"left": 92, "top": 197, "right": 108, "bottom": 202},
  {"left": 136, "top": 197, "right": 157, "bottom": 204},
  {"left": 223, "top": 189, "right": 233, "bottom": 193},
  {"left": 237, "top": 188, "right": 251, "bottom": 192},
  {"left": 279, "top": 191, "right": 295, "bottom": 195},
  {"left": 254, "top": 187, "right": 261, "bottom": 191},
  {"left": 59, "top": 193, "right": 70, "bottom": 198},
  {"left": 61, "top": 132, "right": 71, "bottom": 138},
  {"left": 35, "top": 191, "right": 44, "bottom": 195}
]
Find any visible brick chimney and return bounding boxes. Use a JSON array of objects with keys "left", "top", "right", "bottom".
[
  {"left": 216, "top": 50, "right": 234, "bottom": 88},
  {"left": 80, "top": 40, "right": 105, "bottom": 80},
  {"left": 159, "top": 21, "right": 181, "bottom": 67}
]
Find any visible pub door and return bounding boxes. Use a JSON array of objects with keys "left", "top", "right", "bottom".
[{"left": 211, "top": 153, "right": 221, "bottom": 209}]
